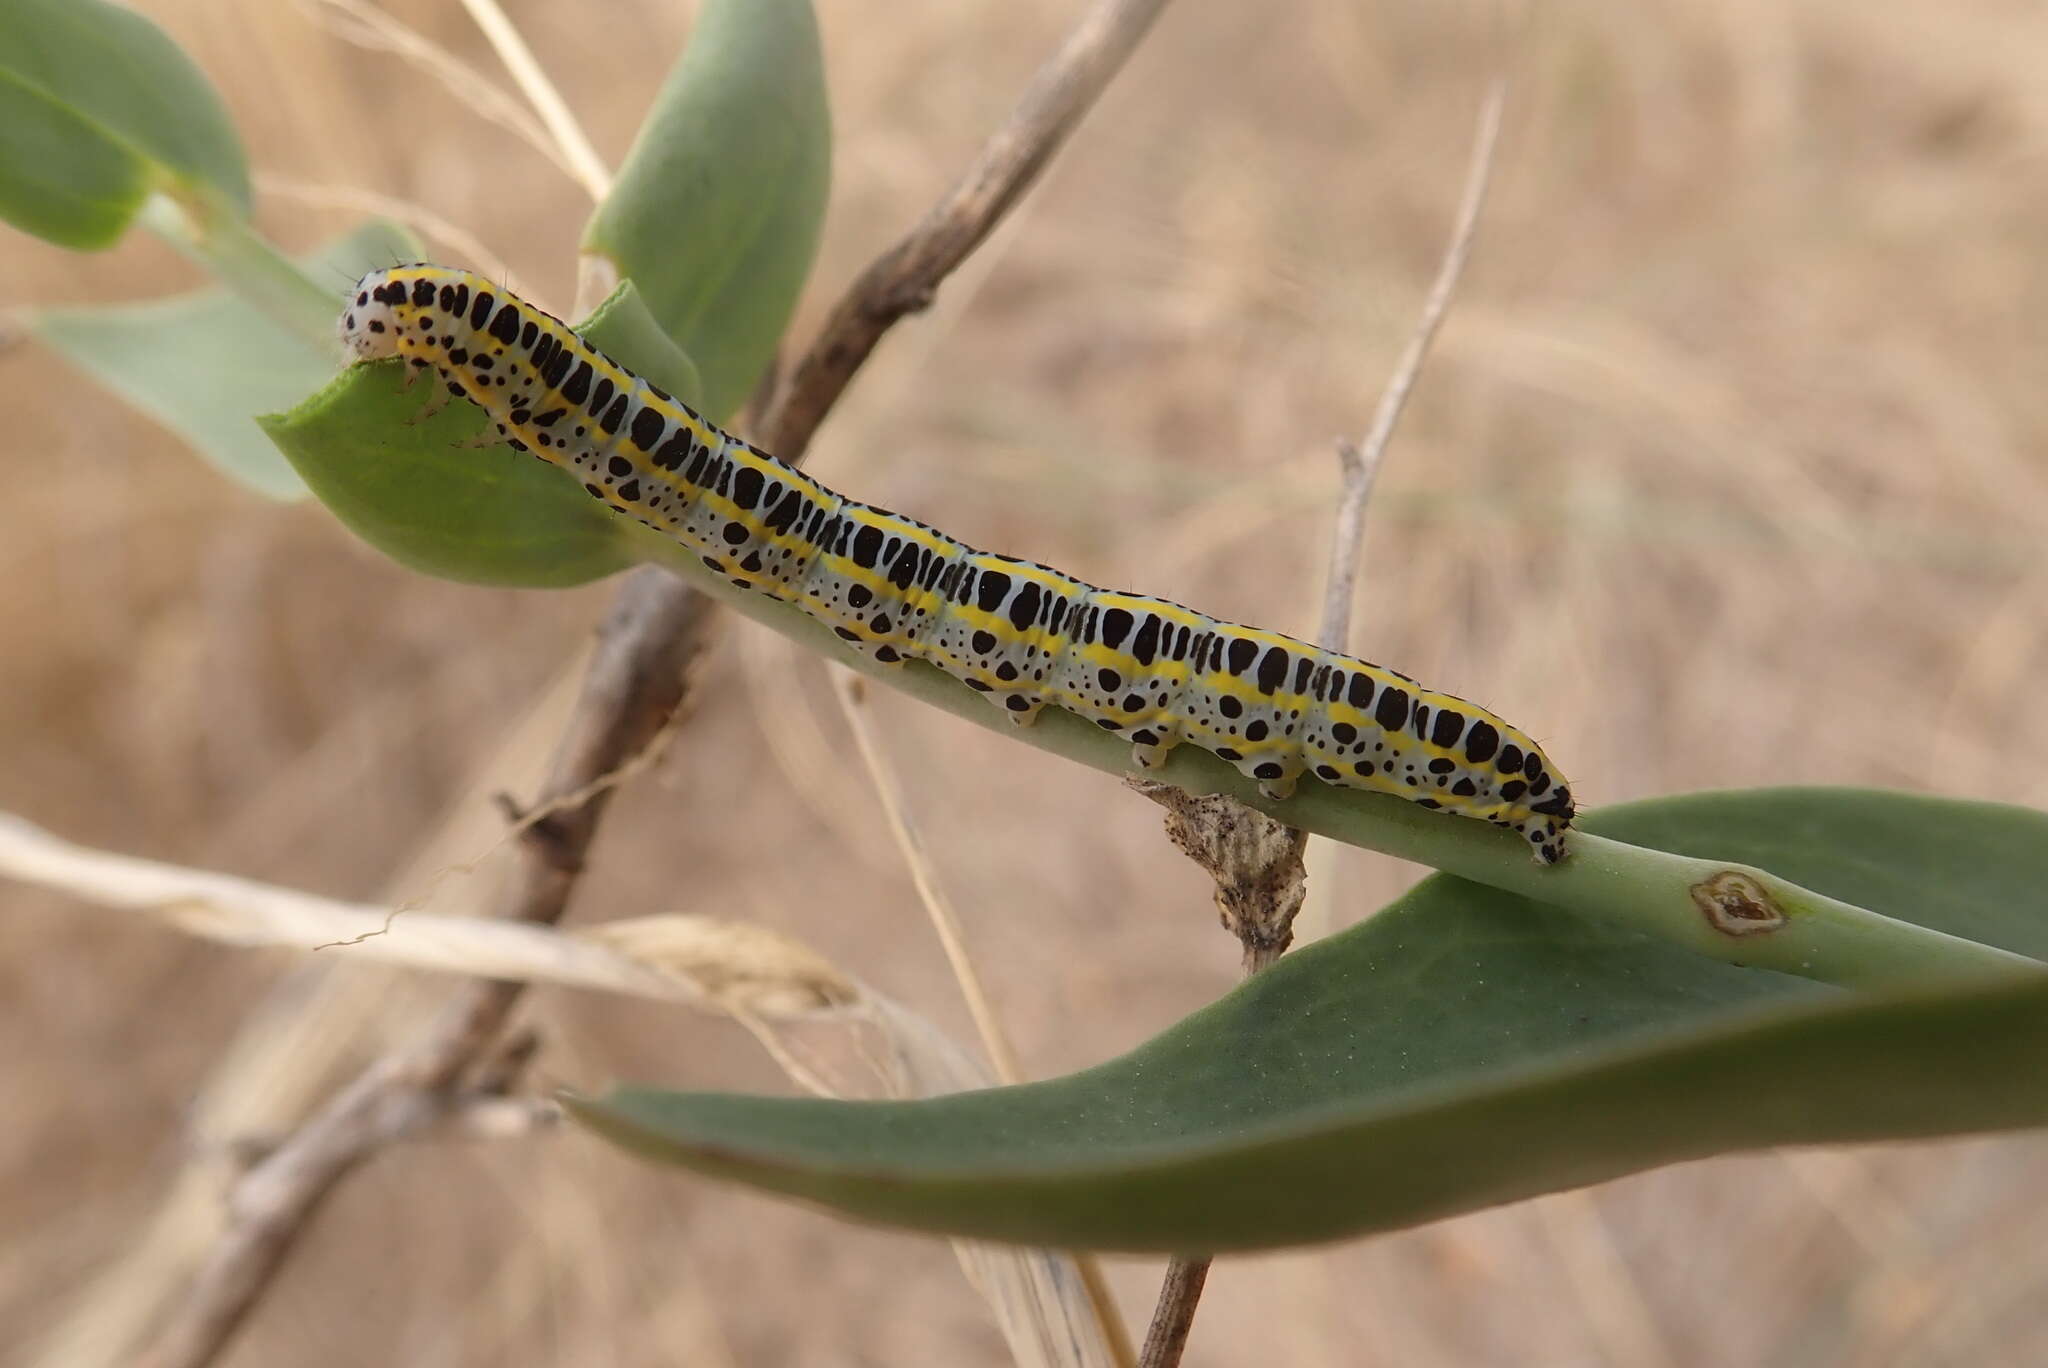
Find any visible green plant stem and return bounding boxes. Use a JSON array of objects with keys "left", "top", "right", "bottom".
[
  {"left": 615, "top": 520, "right": 2042, "bottom": 990},
  {"left": 139, "top": 191, "right": 339, "bottom": 352}
]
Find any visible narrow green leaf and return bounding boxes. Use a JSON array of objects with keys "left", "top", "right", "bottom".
[
  {"left": 567, "top": 788, "right": 2048, "bottom": 1253},
  {"left": 260, "top": 278, "right": 701, "bottom": 585},
  {"left": 0, "top": 0, "right": 250, "bottom": 221},
  {"left": 0, "top": 65, "right": 149, "bottom": 249},
  {"left": 33, "top": 220, "right": 419, "bottom": 500},
  {"left": 137, "top": 196, "right": 358, "bottom": 356},
  {"left": 581, "top": 0, "right": 830, "bottom": 421},
  {"left": 582, "top": 279, "right": 704, "bottom": 412}
]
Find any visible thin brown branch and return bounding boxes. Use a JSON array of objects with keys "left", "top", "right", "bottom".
[
  {"left": 762, "top": 0, "right": 1171, "bottom": 460},
  {"left": 1132, "top": 783, "right": 1301, "bottom": 1363},
  {"left": 140, "top": 3, "right": 1172, "bottom": 1365},
  {"left": 138, "top": 576, "right": 714, "bottom": 1368},
  {"left": 1137, "top": 1257, "right": 1210, "bottom": 1368},
  {"left": 1135, "top": 75, "right": 1509, "bottom": 1368},
  {"left": 1126, "top": 779, "right": 1305, "bottom": 1368},
  {"left": 1318, "top": 75, "right": 1507, "bottom": 652}
]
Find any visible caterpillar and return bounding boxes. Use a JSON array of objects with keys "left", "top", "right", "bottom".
[{"left": 338, "top": 266, "right": 1576, "bottom": 862}]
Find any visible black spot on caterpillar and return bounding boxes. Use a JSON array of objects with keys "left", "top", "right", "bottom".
[{"left": 338, "top": 266, "right": 1575, "bottom": 862}]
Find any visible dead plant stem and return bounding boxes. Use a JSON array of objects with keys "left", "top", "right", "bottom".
[{"left": 1135, "top": 72, "right": 1510, "bottom": 1368}]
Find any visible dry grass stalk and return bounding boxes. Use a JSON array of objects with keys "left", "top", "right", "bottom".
[
  {"left": 253, "top": 174, "right": 514, "bottom": 286},
  {"left": 0, "top": 808, "right": 862, "bottom": 1015},
  {"left": 298, "top": 0, "right": 592, "bottom": 198},
  {"left": 456, "top": 0, "right": 613, "bottom": 201},
  {"left": 834, "top": 670, "right": 1135, "bottom": 1367},
  {"left": 834, "top": 670, "right": 1025, "bottom": 1082}
]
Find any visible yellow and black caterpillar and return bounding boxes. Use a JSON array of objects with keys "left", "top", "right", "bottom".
[{"left": 340, "top": 266, "right": 1576, "bottom": 862}]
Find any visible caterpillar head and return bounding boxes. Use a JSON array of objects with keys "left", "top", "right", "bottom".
[{"left": 337, "top": 267, "right": 415, "bottom": 363}]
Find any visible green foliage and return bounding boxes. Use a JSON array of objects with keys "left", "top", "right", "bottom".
[
  {"left": 258, "top": 0, "right": 827, "bottom": 579},
  {"left": 566, "top": 789, "right": 2048, "bottom": 1251},
  {"left": 33, "top": 221, "right": 418, "bottom": 499},
  {"left": 0, "top": 0, "right": 249, "bottom": 247},
  {"left": 0, "top": 67, "right": 151, "bottom": 249},
  {"left": 582, "top": 0, "right": 831, "bottom": 422},
  {"left": 260, "top": 280, "right": 698, "bottom": 586}
]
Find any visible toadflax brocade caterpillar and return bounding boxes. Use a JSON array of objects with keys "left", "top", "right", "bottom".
[{"left": 339, "top": 266, "right": 1576, "bottom": 862}]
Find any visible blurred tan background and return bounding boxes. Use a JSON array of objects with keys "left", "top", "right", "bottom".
[{"left": 5, "top": 1, "right": 2048, "bottom": 1364}]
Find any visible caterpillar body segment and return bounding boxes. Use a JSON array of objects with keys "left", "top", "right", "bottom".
[
  {"left": 687, "top": 434, "right": 832, "bottom": 601},
  {"left": 934, "top": 554, "right": 1090, "bottom": 724},
  {"left": 1049, "top": 591, "right": 1201, "bottom": 773},
  {"left": 338, "top": 266, "right": 1576, "bottom": 863}
]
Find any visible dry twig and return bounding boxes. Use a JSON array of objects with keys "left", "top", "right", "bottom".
[
  {"left": 1126, "top": 779, "right": 1305, "bottom": 1367},
  {"left": 763, "top": 0, "right": 1172, "bottom": 460},
  {"left": 138, "top": 3, "right": 1174, "bottom": 1364},
  {"left": 1131, "top": 74, "right": 1511, "bottom": 1368},
  {"left": 1137, "top": 1259, "right": 1212, "bottom": 1368},
  {"left": 0, "top": 811, "right": 858, "bottom": 1017},
  {"left": 1318, "top": 75, "right": 1506, "bottom": 650},
  {"left": 137, "top": 575, "right": 714, "bottom": 1368}
]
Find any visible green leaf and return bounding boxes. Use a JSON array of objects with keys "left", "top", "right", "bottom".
[
  {"left": 581, "top": 0, "right": 830, "bottom": 421},
  {"left": 0, "top": 65, "right": 149, "bottom": 249},
  {"left": 0, "top": 0, "right": 250, "bottom": 246},
  {"left": 32, "top": 220, "right": 419, "bottom": 500},
  {"left": 567, "top": 788, "right": 2048, "bottom": 1253},
  {"left": 260, "top": 278, "right": 700, "bottom": 586}
]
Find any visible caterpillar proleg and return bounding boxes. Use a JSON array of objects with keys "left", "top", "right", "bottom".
[{"left": 339, "top": 266, "right": 1576, "bottom": 862}]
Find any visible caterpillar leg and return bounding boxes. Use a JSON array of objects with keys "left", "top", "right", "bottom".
[
  {"left": 993, "top": 692, "right": 1043, "bottom": 725},
  {"left": 1507, "top": 783, "right": 1574, "bottom": 865},
  {"left": 450, "top": 422, "right": 512, "bottom": 450},
  {"left": 405, "top": 375, "right": 458, "bottom": 425},
  {"left": 1516, "top": 812, "right": 1571, "bottom": 866},
  {"left": 1220, "top": 750, "right": 1304, "bottom": 802},
  {"left": 1127, "top": 729, "right": 1177, "bottom": 772}
]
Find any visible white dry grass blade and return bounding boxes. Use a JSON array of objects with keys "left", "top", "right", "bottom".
[
  {"left": 30, "top": 658, "right": 590, "bottom": 1368},
  {"left": 0, "top": 811, "right": 1117, "bottom": 1368},
  {"left": 298, "top": 0, "right": 597, "bottom": 199},
  {"left": 456, "top": 0, "right": 613, "bottom": 201},
  {"left": 253, "top": 175, "right": 514, "bottom": 287},
  {"left": 0, "top": 812, "right": 856, "bottom": 1018}
]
